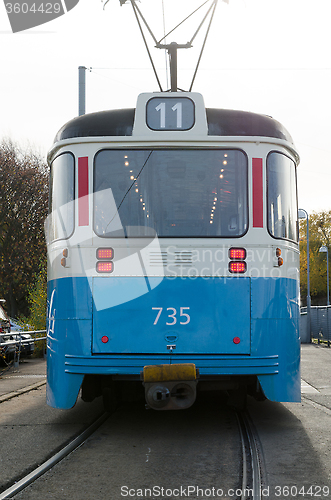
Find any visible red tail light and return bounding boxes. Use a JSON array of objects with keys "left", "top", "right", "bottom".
[
  {"left": 229, "top": 247, "right": 246, "bottom": 260},
  {"left": 97, "top": 248, "right": 114, "bottom": 260},
  {"left": 229, "top": 261, "right": 247, "bottom": 274},
  {"left": 96, "top": 261, "right": 114, "bottom": 273}
]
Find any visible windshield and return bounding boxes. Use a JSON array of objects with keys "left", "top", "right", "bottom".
[{"left": 93, "top": 149, "right": 248, "bottom": 238}]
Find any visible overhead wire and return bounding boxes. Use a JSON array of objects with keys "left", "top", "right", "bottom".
[
  {"left": 189, "top": 0, "right": 218, "bottom": 91},
  {"left": 157, "top": 0, "right": 210, "bottom": 45},
  {"left": 130, "top": 0, "right": 163, "bottom": 91}
]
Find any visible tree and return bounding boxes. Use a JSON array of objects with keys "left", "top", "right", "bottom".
[
  {"left": 0, "top": 140, "right": 48, "bottom": 317},
  {"left": 24, "top": 257, "right": 47, "bottom": 331},
  {"left": 299, "top": 210, "right": 331, "bottom": 305}
]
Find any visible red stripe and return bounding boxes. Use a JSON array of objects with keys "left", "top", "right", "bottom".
[
  {"left": 252, "top": 158, "right": 263, "bottom": 228},
  {"left": 78, "top": 157, "right": 89, "bottom": 226}
]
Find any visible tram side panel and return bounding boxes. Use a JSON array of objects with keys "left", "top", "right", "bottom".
[{"left": 251, "top": 273, "right": 300, "bottom": 402}]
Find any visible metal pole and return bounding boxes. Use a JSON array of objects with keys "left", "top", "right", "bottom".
[
  {"left": 327, "top": 247, "right": 330, "bottom": 306},
  {"left": 299, "top": 209, "right": 311, "bottom": 341},
  {"left": 306, "top": 212, "right": 311, "bottom": 340},
  {"left": 168, "top": 43, "right": 178, "bottom": 92},
  {"left": 78, "top": 66, "right": 86, "bottom": 116},
  {"left": 327, "top": 248, "right": 330, "bottom": 344}
]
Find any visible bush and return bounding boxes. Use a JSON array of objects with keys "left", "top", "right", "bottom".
[{"left": 19, "top": 258, "right": 47, "bottom": 357}]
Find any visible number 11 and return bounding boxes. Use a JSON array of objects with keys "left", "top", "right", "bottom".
[{"left": 155, "top": 102, "right": 183, "bottom": 129}]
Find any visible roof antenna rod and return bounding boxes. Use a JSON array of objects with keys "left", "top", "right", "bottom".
[{"left": 124, "top": 0, "right": 218, "bottom": 92}]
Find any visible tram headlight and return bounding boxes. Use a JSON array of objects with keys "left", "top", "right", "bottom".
[
  {"left": 96, "top": 248, "right": 114, "bottom": 273},
  {"left": 97, "top": 248, "right": 114, "bottom": 259},
  {"left": 229, "top": 247, "right": 246, "bottom": 260},
  {"left": 96, "top": 261, "right": 114, "bottom": 273},
  {"left": 229, "top": 261, "right": 247, "bottom": 274},
  {"left": 228, "top": 247, "right": 247, "bottom": 274}
]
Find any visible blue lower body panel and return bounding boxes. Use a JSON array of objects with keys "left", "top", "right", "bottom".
[
  {"left": 92, "top": 277, "right": 251, "bottom": 355},
  {"left": 46, "top": 276, "right": 300, "bottom": 408}
]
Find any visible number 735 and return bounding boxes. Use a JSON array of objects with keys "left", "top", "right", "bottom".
[{"left": 152, "top": 307, "right": 191, "bottom": 326}]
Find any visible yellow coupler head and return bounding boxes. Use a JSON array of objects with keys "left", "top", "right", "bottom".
[{"left": 143, "top": 363, "right": 197, "bottom": 383}]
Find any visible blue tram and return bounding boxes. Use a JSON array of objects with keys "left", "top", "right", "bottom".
[{"left": 46, "top": 92, "right": 300, "bottom": 410}]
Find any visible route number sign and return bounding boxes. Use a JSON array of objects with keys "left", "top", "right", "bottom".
[{"left": 146, "top": 97, "right": 195, "bottom": 131}]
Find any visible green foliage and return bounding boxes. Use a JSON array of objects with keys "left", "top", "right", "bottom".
[
  {"left": 25, "top": 258, "right": 47, "bottom": 330},
  {"left": 0, "top": 139, "right": 48, "bottom": 317},
  {"left": 299, "top": 210, "right": 331, "bottom": 305},
  {"left": 19, "top": 258, "right": 47, "bottom": 357}
]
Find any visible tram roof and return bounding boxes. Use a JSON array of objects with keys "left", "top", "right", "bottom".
[{"left": 53, "top": 107, "right": 294, "bottom": 144}]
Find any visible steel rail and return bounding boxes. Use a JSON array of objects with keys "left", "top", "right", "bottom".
[
  {"left": 0, "top": 412, "right": 109, "bottom": 499},
  {"left": 236, "top": 410, "right": 265, "bottom": 500}
]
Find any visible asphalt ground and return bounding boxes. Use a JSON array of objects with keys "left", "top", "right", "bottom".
[
  {"left": 1, "top": 345, "right": 331, "bottom": 499},
  {"left": 0, "top": 358, "right": 46, "bottom": 403}
]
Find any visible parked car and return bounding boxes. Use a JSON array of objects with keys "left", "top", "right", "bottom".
[
  {"left": 0, "top": 300, "right": 10, "bottom": 334},
  {"left": 0, "top": 307, "right": 35, "bottom": 363},
  {"left": 10, "top": 319, "right": 22, "bottom": 332}
]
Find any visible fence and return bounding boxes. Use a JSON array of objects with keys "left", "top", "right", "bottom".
[
  {"left": 0, "top": 330, "right": 47, "bottom": 367},
  {"left": 300, "top": 306, "right": 331, "bottom": 344}
]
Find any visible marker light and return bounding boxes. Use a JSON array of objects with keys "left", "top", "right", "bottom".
[
  {"left": 233, "top": 337, "right": 241, "bottom": 344},
  {"left": 97, "top": 248, "right": 113, "bottom": 260},
  {"left": 229, "top": 248, "right": 246, "bottom": 260},
  {"left": 229, "top": 261, "right": 247, "bottom": 274},
  {"left": 101, "top": 336, "right": 109, "bottom": 343},
  {"left": 96, "top": 261, "right": 114, "bottom": 273},
  {"left": 276, "top": 248, "right": 283, "bottom": 266}
]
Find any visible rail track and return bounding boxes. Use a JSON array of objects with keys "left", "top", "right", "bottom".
[
  {"left": 236, "top": 410, "right": 266, "bottom": 500},
  {"left": 0, "top": 412, "right": 109, "bottom": 500},
  {"left": 0, "top": 399, "right": 266, "bottom": 499}
]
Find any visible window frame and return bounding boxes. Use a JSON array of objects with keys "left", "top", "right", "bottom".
[
  {"left": 93, "top": 147, "right": 249, "bottom": 239},
  {"left": 266, "top": 150, "right": 298, "bottom": 243},
  {"left": 48, "top": 151, "right": 75, "bottom": 243}
]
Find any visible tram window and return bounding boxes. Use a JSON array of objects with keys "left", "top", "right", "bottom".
[
  {"left": 93, "top": 149, "right": 248, "bottom": 238},
  {"left": 48, "top": 153, "right": 74, "bottom": 242},
  {"left": 267, "top": 152, "right": 298, "bottom": 241}
]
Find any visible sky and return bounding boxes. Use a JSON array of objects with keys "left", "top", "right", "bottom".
[{"left": 0, "top": 0, "right": 330, "bottom": 214}]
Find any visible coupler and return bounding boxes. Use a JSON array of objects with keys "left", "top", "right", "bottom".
[{"left": 142, "top": 363, "right": 198, "bottom": 410}]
